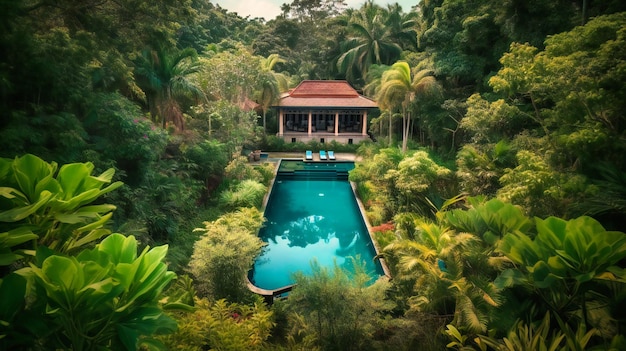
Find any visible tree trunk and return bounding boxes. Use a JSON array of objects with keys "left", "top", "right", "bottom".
[
  {"left": 402, "top": 109, "right": 410, "bottom": 153},
  {"left": 388, "top": 112, "right": 392, "bottom": 145},
  {"left": 262, "top": 109, "right": 267, "bottom": 133}
]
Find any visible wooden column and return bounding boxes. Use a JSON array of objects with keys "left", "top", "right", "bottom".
[
  {"left": 334, "top": 111, "right": 339, "bottom": 136},
  {"left": 308, "top": 111, "right": 312, "bottom": 136},
  {"left": 278, "top": 109, "right": 284, "bottom": 136},
  {"left": 362, "top": 110, "right": 368, "bottom": 135}
]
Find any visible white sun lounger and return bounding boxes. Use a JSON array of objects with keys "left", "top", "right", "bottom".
[{"left": 319, "top": 150, "right": 327, "bottom": 160}]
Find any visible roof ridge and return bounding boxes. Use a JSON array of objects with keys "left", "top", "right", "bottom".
[{"left": 290, "top": 80, "right": 359, "bottom": 98}]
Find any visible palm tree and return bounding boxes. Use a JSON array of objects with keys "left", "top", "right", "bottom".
[
  {"left": 377, "top": 61, "right": 440, "bottom": 152},
  {"left": 256, "top": 54, "right": 289, "bottom": 133},
  {"left": 384, "top": 217, "right": 500, "bottom": 333},
  {"left": 135, "top": 46, "right": 202, "bottom": 131},
  {"left": 363, "top": 64, "right": 394, "bottom": 143},
  {"left": 385, "top": 3, "right": 419, "bottom": 51},
  {"left": 336, "top": 2, "right": 402, "bottom": 85}
]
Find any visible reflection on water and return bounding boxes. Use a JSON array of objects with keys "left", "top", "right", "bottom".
[{"left": 250, "top": 178, "right": 383, "bottom": 290}]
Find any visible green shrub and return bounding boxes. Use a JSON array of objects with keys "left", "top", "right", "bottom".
[
  {"left": 285, "top": 258, "right": 394, "bottom": 351},
  {"left": 188, "top": 208, "right": 265, "bottom": 302},
  {"left": 220, "top": 180, "right": 267, "bottom": 210},
  {"left": 224, "top": 156, "right": 264, "bottom": 182},
  {"left": 160, "top": 297, "right": 275, "bottom": 351}
]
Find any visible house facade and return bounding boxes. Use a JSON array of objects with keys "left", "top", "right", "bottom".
[{"left": 274, "top": 80, "right": 378, "bottom": 144}]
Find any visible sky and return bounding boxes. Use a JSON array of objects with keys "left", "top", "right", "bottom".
[{"left": 214, "top": 0, "right": 418, "bottom": 21}]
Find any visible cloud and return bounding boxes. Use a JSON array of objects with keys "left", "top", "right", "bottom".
[
  {"left": 215, "top": 0, "right": 282, "bottom": 20},
  {"left": 215, "top": 0, "right": 417, "bottom": 21}
]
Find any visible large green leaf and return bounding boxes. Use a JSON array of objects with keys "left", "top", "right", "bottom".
[
  {"left": 56, "top": 163, "right": 92, "bottom": 200},
  {"left": 535, "top": 216, "right": 567, "bottom": 251},
  {"left": 12, "top": 154, "right": 57, "bottom": 202},
  {"left": 529, "top": 261, "right": 560, "bottom": 289},
  {"left": 53, "top": 204, "right": 116, "bottom": 224},
  {"left": 0, "top": 190, "right": 52, "bottom": 222},
  {"left": 0, "top": 227, "right": 38, "bottom": 249},
  {"left": 39, "top": 255, "right": 82, "bottom": 293},
  {"left": 83, "top": 167, "right": 116, "bottom": 189},
  {"left": 30, "top": 256, "right": 79, "bottom": 311},
  {"left": 0, "top": 227, "right": 38, "bottom": 266},
  {"left": 0, "top": 187, "right": 28, "bottom": 204},
  {"left": 100, "top": 234, "right": 138, "bottom": 264}
]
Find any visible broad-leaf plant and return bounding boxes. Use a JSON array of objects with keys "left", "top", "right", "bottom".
[{"left": 0, "top": 154, "right": 177, "bottom": 350}]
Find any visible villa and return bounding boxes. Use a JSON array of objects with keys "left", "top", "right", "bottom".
[{"left": 274, "top": 80, "right": 378, "bottom": 144}]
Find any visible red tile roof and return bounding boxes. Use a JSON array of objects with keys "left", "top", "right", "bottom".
[{"left": 277, "top": 80, "right": 377, "bottom": 108}]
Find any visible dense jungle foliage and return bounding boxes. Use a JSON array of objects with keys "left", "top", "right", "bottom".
[{"left": 1, "top": 0, "right": 626, "bottom": 350}]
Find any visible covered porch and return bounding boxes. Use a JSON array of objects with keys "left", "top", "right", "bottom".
[{"left": 278, "top": 108, "right": 370, "bottom": 144}]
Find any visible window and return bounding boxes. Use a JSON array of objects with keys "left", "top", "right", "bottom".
[
  {"left": 348, "top": 138, "right": 353, "bottom": 144},
  {"left": 291, "top": 138, "right": 296, "bottom": 143},
  {"left": 320, "top": 138, "right": 325, "bottom": 144}
]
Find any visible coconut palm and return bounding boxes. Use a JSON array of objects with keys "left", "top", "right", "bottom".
[
  {"left": 336, "top": 2, "right": 402, "bottom": 85},
  {"left": 256, "top": 54, "right": 289, "bottom": 133},
  {"left": 135, "top": 46, "right": 202, "bottom": 131},
  {"left": 377, "top": 61, "right": 440, "bottom": 152}
]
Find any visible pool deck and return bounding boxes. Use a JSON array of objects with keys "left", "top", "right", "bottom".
[{"left": 253, "top": 151, "right": 361, "bottom": 163}]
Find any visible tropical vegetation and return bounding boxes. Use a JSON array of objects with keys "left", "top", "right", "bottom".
[{"left": 1, "top": 0, "right": 625, "bottom": 350}]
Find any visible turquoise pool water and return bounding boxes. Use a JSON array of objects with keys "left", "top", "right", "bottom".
[{"left": 249, "top": 161, "right": 384, "bottom": 290}]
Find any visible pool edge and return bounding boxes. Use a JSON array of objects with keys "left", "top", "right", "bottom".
[{"left": 349, "top": 180, "right": 392, "bottom": 279}]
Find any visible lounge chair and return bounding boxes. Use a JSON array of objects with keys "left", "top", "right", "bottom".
[
  {"left": 328, "top": 150, "right": 336, "bottom": 160},
  {"left": 319, "top": 150, "right": 327, "bottom": 160},
  {"left": 305, "top": 150, "right": 313, "bottom": 160}
]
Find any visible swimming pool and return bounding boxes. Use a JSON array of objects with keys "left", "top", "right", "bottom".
[{"left": 248, "top": 160, "right": 385, "bottom": 291}]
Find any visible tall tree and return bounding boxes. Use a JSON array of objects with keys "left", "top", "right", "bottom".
[
  {"left": 256, "top": 54, "right": 289, "bottom": 133},
  {"left": 336, "top": 2, "right": 403, "bottom": 86},
  {"left": 135, "top": 47, "right": 203, "bottom": 131},
  {"left": 377, "top": 61, "right": 441, "bottom": 152},
  {"left": 386, "top": 3, "right": 419, "bottom": 51}
]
